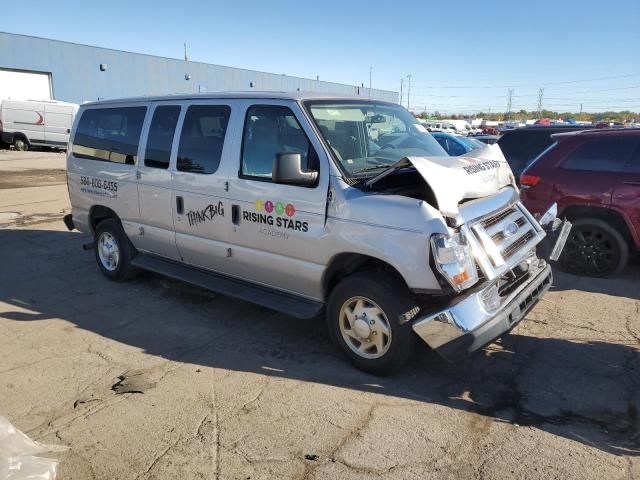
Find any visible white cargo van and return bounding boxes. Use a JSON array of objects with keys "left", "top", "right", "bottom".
[
  {"left": 0, "top": 99, "right": 79, "bottom": 150},
  {"left": 64, "top": 92, "right": 568, "bottom": 374}
]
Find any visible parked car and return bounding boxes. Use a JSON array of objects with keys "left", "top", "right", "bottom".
[
  {"left": 470, "top": 134, "right": 500, "bottom": 145},
  {"left": 423, "top": 121, "right": 456, "bottom": 134},
  {"left": 482, "top": 126, "right": 499, "bottom": 135},
  {"left": 0, "top": 99, "right": 79, "bottom": 151},
  {"left": 520, "top": 128, "right": 640, "bottom": 277},
  {"left": 431, "top": 131, "right": 485, "bottom": 156},
  {"left": 498, "top": 125, "right": 594, "bottom": 179},
  {"left": 64, "top": 91, "right": 560, "bottom": 373}
]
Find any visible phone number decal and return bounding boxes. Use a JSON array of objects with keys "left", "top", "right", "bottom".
[{"left": 80, "top": 176, "right": 118, "bottom": 197}]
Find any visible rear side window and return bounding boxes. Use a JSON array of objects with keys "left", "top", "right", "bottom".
[
  {"left": 562, "top": 138, "right": 638, "bottom": 173},
  {"left": 177, "top": 105, "right": 231, "bottom": 174},
  {"left": 144, "top": 105, "right": 181, "bottom": 169},
  {"left": 73, "top": 107, "right": 146, "bottom": 165}
]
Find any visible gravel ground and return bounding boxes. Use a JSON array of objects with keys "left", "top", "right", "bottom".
[{"left": 0, "top": 151, "right": 638, "bottom": 479}]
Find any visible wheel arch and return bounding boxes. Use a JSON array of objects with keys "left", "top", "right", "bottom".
[
  {"left": 89, "top": 205, "right": 121, "bottom": 233},
  {"left": 322, "top": 252, "right": 409, "bottom": 300},
  {"left": 561, "top": 204, "right": 637, "bottom": 248}
]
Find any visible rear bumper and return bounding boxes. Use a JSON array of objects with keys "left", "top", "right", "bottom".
[{"left": 412, "top": 261, "right": 552, "bottom": 361}]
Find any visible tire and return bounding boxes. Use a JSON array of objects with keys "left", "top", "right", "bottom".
[
  {"left": 559, "top": 218, "right": 629, "bottom": 277},
  {"left": 94, "top": 218, "right": 139, "bottom": 281},
  {"left": 327, "top": 272, "right": 417, "bottom": 374},
  {"left": 14, "top": 137, "right": 28, "bottom": 151}
]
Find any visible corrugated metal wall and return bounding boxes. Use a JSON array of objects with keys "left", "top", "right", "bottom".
[{"left": 0, "top": 32, "right": 397, "bottom": 104}]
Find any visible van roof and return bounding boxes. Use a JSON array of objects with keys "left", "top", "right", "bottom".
[{"left": 80, "top": 91, "right": 397, "bottom": 107}]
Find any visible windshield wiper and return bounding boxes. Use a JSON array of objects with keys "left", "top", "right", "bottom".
[
  {"left": 362, "top": 157, "right": 413, "bottom": 190},
  {"left": 351, "top": 164, "right": 387, "bottom": 175}
]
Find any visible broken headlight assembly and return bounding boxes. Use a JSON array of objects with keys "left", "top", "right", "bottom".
[{"left": 431, "top": 232, "right": 479, "bottom": 291}]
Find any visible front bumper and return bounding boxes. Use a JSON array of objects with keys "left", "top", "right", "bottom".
[{"left": 412, "top": 261, "right": 552, "bottom": 361}]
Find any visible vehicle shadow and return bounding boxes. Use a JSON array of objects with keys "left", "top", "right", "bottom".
[
  {"left": 551, "top": 255, "right": 640, "bottom": 299},
  {"left": 0, "top": 228, "right": 638, "bottom": 458}
]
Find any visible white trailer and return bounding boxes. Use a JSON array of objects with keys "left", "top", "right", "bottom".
[{"left": 0, "top": 99, "right": 79, "bottom": 150}]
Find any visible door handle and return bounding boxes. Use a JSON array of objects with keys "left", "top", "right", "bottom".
[
  {"left": 176, "top": 196, "right": 184, "bottom": 214},
  {"left": 232, "top": 205, "right": 240, "bottom": 225}
]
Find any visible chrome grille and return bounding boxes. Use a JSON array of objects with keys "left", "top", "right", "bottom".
[{"left": 469, "top": 203, "right": 542, "bottom": 269}]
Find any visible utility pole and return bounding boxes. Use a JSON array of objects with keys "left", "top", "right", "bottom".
[
  {"left": 537, "top": 87, "right": 544, "bottom": 119},
  {"left": 580, "top": 103, "right": 583, "bottom": 115},
  {"left": 406, "top": 74, "right": 412, "bottom": 111},
  {"left": 399, "top": 79, "right": 404, "bottom": 106},
  {"left": 506, "top": 88, "right": 513, "bottom": 121},
  {"left": 184, "top": 43, "right": 188, "bottom": 61},
  {"left": 369, "top": 66, "right": 372, "bottom": 100}
]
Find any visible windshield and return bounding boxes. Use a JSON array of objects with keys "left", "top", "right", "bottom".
[
  {"left": 458, "top": 136, "right": 485, "bottom": 151},
  {"left": 305, "top": 101, "right": 447, "bottom": 176}
]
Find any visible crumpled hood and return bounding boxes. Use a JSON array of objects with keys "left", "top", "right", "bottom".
[{"left": 407, "top": 144, "right": 515, "bottom": 217}]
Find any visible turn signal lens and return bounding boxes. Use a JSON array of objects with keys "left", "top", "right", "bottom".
[{"left": 452, "top": 271, "right": 470, "bottom": 285}]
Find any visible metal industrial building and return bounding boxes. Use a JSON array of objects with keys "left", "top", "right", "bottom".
[{"left": 0, "top": 32, "right": 397, "bottom": 104}]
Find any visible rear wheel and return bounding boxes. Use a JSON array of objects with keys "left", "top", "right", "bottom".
[
  {"left": 14, "top": 137, "right": 28, "bottom": 151},
  {"left": 327, "top": 273, "right": 417, "bottom": 374},
  {"left": 560, "top": 218, "right": 628, "bottom": 277},
  {"left": 94, "top": 219, "right": 139, "bottom": 281}
]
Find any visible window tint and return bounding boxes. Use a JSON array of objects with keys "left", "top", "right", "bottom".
[
  {"left": 623, "top": 146, "right": 640, "bottom": 173},
  {"left": 144, "top": 105, "right": 180, "bottom": 169},
  {"left": 447, "top": 138, "right": 467, "bottom": 156},
  {"left": 177, "top": 105, "right": 231, "bottom": 174},
  {"left": 241, "top": 105, "right": 312, "bottom": 179},
  {"left": 498, "top": 130, "right": 556, "bottom": 173},
  {"left": 73, "top": 107, "right": 146, "bottom": 164},
  {"left": 562, "top": 138, "right": 638, "bottom": 173}
]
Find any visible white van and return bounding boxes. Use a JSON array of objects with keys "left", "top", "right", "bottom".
[
  {"left": 64, "top": 92, "right": 566, "bottom": 373},
  {"left": 0, "top": 99, "right": 79, "bottom": 150}
]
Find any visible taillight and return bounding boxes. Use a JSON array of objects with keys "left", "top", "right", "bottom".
[
  {"left": 0, "top": 120, "right": 3, "bottom": 132},
  {"left": 520, "top": 174, "right": 540, "bottom": 189}
]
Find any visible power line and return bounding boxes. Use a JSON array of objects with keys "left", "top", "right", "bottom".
[
  {"left": 409, "top": 73, "right": 640, "bottom": 89},
  {"left": 410, "top": 84, "right": 640, "bottom": 100}
]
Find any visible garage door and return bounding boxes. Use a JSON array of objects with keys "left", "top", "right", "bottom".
[{"left": 0, "top": 69, "right": 52, "bottom": 101}]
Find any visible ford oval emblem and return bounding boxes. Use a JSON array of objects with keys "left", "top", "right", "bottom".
[{"left": 504, "top": 222, "right": 519, "bottom": 237}]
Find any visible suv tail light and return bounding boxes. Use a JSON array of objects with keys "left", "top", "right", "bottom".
[
  {"left": 520, "top": 174, "right": 540, "bottom": 189},
  {"left": 0, "top": 120, "right": 3, "bottom": 132}
]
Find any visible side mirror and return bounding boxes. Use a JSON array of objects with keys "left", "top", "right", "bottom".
[{"left": 272, "top": 152, "right": 318, "bottom": 186}]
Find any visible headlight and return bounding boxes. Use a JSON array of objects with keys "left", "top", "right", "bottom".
[{"left": 431, "top": 232, "right": 479, "bottom": 291}]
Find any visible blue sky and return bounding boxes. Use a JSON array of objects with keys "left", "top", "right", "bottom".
[{"left": 3, "top": 0, "right": 639, "bottom": 113}]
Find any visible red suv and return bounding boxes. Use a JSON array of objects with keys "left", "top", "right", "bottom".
[{"left": 520, "top": 129, "right": 640, "bottom": 277}]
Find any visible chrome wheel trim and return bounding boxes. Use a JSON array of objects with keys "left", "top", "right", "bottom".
[
  {"left": 338, "top": 296, "right": 392, "bottom": 360},
  {"left": 97, "top": 232, "right": 120, "bottom": 272}
]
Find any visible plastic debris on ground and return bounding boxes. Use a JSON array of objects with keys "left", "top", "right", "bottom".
[{"left": 0, "top": 416, "right": 68, "bottom": 480}]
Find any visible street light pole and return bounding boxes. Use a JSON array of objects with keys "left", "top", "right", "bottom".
[
  {"left": 406, "top": 74, "right": 412, "bottom": 111},
  {"left": 369, "top": 66, "right": 372, "bottom": 100},
  {"left": 399, "top": 79, "right": 404, "bottom": 106}
]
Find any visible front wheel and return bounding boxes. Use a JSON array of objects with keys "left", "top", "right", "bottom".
[{"left": 327, "top": 273, "right": 417, "bottom": 374}]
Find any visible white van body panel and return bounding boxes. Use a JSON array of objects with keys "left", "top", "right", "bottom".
[{"left": 0, "top": 99, "right": 78, "bottom": 148}]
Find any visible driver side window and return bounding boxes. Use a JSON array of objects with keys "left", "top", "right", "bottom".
[{"left": 241, "top": 105, "right": 313, "bottom": 180}]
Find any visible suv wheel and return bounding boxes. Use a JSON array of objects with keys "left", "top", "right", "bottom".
[
  {"left": 327, "top": 273, "right": 416, "bottom": 374},
  {"left": 560, "top": 218, "right": 629, "bottom": 277},
  {"left": 94, "top": 219, "right": 139, "bottom": 281}
]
